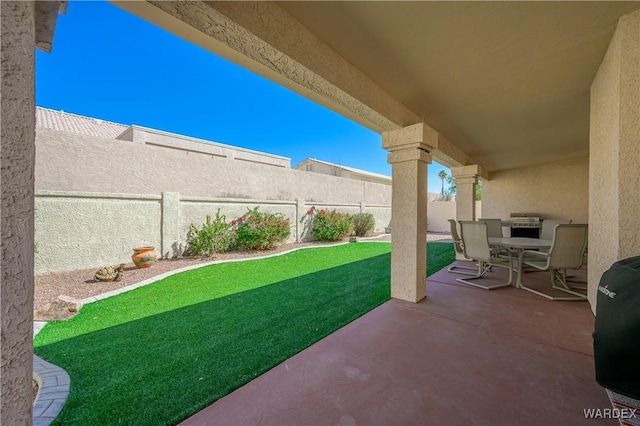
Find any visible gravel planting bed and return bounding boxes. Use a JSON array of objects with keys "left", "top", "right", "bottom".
[{"left": 34, "top": 233, "right": 451, "bottom": 311}]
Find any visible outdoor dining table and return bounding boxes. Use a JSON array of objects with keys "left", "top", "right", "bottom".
[{"left": 488, "top": 237, "right": 553, "bottom": 288}]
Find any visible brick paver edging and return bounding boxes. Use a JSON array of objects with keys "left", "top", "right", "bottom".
[{"left": 33, "top": 322, "right": 70, "bottom": 426}]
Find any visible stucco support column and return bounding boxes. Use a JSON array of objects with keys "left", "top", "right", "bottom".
[
  {"left": 383, "top": 124, "right": 434, "bottom": 303},
  {"left": 1, "top": 3, "right": 62, "bottom": 423},
  {"left": 2, "top": 2, "right": 34, "bottom": 424},
  {"left": 451, "top": 165, "right": 482, "bottom": 223},
  {"left": 451, "top": 166, "right": 482, "bottom": 260},
  {"left": 589, "top": 9, "right": 640, "bottom": 313}
]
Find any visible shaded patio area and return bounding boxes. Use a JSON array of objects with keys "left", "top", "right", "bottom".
[{"left": 182, "top": 261, "right": 611, "bottom": 425}]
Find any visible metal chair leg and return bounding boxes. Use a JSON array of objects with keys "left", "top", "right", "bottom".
[
  {"left": 447, "top": 261, "right": 479, "bottom": 276},
  {"left": 564, "top": 269, "right": 587, "bottom": 290},
  {"left": 519, "top": 269, "right": 587, "bottom": 301},
  {"left": 456, "top": 260, "right": 513, "bottom": 290}
]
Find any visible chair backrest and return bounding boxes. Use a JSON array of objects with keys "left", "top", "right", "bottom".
[
  {"left": 479, "top": 218, "right": 503, "bottom": 238},
  {"left": 448, "top": 219, "right": 464, "bottom": 254},
  {"left": 459, "top": 221, "right": 491, "bottom": 262},
  {"left": 547, "top": 224, "right": 588, "bottom": 269},
  {"left": 540, "top": 219, "right": 572, "bottom": 240}
]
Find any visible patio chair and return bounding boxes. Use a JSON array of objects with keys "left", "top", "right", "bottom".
[
  {"left": 446, "top": 219, "right": 477, "bottom": 275},
  {"left": 478, "top": 218, "right": 504, "bottom": 237},
  {"left": 540, "top": 219, "right": 572, "bottom": 240},
  {"left": 537, "top": 219, "right": 586, "bottom": 287},
  {"left": 566, "top": 245, "right": 589, "bottom": 289},
  {"left": 521, "top": 218, "right": 572, "bottom": 260},
  {"left": 479, "top": 218, "right": 513, "bottom": 259},
  {"left": 456, "top": 221, "right": 513, "bottom": 290},
  {"left": 520, "top": 224, "right": 588, "bottom": 301}
]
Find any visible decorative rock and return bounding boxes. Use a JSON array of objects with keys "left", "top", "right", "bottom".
[
  {"left": 94, "top": 263, "right": 126, "bottom": 282},
  {"left": 34, "top": 296, "right": 83, "bottom": 321}
]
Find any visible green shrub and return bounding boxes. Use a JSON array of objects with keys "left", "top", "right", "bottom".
[
  {"left": 311, "top": 209, "right": 353, "bottom": 241},
  {"left": 188, "top": 210, "right": 235, "bottom": 256},
  {"left": 235, "top": 207, "right": 291, "bottom": 250},
  {"left": 352, "top": 213, "right": 375, "bottom": 237}
]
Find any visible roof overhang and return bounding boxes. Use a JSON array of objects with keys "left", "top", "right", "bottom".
[{"left": 112, "top": 1, "right": 640, "bottom": 173}]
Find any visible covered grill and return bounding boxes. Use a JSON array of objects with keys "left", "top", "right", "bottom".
[{"left": 503, "top": 213, "right": 541, "bottom": 238}]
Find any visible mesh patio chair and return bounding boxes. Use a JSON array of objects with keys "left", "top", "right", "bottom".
[
  {"left": 456, "top": 221, "right": 513, "bottom": 290},
  {"left": 540, "top": 219, "right": 572, "bottom": 240},
  {"left": 522, "top": 218, "right": 572, "bottom": 262},
  {"left": 537, "top": 219, "right": 587, "bottom": 286},
  {"left": 446, "top": 219, "right": 477, "bottom": 275},
  {"left": 520, "top": 224, "right": 588, "bottom": 301},
  {"left": 479, "top": 218, "right": 512, "bottom": 259},
  {"left": 478, "top": 218, "right": 504, "bottom": 237}
]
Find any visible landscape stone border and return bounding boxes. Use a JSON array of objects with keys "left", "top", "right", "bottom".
[{"left": 33, "top": 325, "right": 70, "bottom": 426}]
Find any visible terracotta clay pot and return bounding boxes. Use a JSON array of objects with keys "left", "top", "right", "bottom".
[{"left": 131, "top": 246, "right": 157, "bottom": 268}]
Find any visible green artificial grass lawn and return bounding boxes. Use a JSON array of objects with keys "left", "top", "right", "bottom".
[{"left": 34, "top": 242, "right": 454, "bottom": 425}]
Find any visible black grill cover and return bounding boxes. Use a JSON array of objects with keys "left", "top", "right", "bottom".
[{"left": 593, "top": 256, "right": 640, "bottom": 400}]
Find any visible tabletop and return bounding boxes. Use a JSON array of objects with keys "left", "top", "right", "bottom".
[{"left": 489, "top": 237, "right": 552, "bottom": 250}]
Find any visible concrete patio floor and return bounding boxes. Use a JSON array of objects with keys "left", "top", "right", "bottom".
[{"left": 181, "top": 260, "right": 613, "bottom": 426}]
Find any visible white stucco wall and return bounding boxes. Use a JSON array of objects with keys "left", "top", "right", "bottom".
[
  {"left": 426, "top": 200, "right": 482, "bottom": 233},
  {"left": 304, "top": 161, "right": 345, "bottom": 177},
  {"left": 481, "top": 157, "right": 589, "bottom": 225},
  {"left": 33, "top": 187, "right": 469, "bottom": 275},
  {"left": 35, "top": 192, "right": 162, "bottom": 275},
  {"left": 117, "top": 125, "right": 291, "bottom": 168},
  {"left": 1, "top": 2, "right": 38, "bottom": 423},
  {"left": 589, "top": 9, "right": 640, "bottom": 311},
  {"left": 427, "top": 202, "right": 456, "bottom": 233},
  {"left": 365, "top": 205, "right": 393, "bottom": 234},
  {"left": 296, "top": 160, "right": 392, "bottom": 185},
  {"left": 35, "top": 128, "right": 392, "bottom": 205},
  {"left": 33, "top": 191, "right": 394, "bottom": 274},
  {"left": 32, "top": 127, "right": 397, "bottom": 274}
]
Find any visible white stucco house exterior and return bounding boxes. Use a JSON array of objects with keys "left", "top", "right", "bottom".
[{"left": 294, "top": 158, "right": 391, "bottom": 185}]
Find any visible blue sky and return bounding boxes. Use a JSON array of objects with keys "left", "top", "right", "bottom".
[{"left": 36, "top": 1, "right": 451, "bottom": 194}]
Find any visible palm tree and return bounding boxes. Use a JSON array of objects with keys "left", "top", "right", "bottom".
[{"left": 438, "top": 170, "right": 447, "bottom": 195}]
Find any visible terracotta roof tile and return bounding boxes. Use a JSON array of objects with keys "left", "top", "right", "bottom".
[{"left": 36, "top": 107, "right": 128, "bottom": 139}]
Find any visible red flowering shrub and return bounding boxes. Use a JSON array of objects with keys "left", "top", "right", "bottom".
[
  {"left": 235, "top": 207, "right": 291, "bottom": 250},
  {"left": 311, "top": 208, "right": 353, "bottom": 241}
]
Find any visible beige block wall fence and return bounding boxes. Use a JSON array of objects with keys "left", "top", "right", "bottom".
[
  {"left": 34, "top": 190, "right": 390, "bottom": 275},
  {"left": 34, "top": 128, "right": 468, "bottom": 275},
  {"left": 34, "top": 191, "right": 469, "bottom": 275},
  {"left": 34, "top": 128, "right": 392, "bottom": 205},
  {"left": 34, "top": 127, "right": 393, "bottom": 274}
]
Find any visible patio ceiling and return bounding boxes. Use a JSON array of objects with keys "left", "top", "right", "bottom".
[
  {"left": 114, "top": 1, "right": 640, "bottom": 173},
  {"left": 276, "top": 1, "right": 640, "bottom": 172}
]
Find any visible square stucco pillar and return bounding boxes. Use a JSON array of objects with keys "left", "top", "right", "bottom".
[
  {"left": 451, "top": 165, "right": 482, "bottom": 223},
  {"left": 1, "top": 2, "right": 36, "bottom": 424},
  {"left": 589, "top": 8, "right": 640, "bottom": 313},
  {"left": 451, "top": 166, "right": 481, "bottom": 260},
  {"left": 383, "top": 124, "right": 434, "bottom": 303},
  {"left": 1, "top": 2, "right": 61, "bottom": 423}
]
